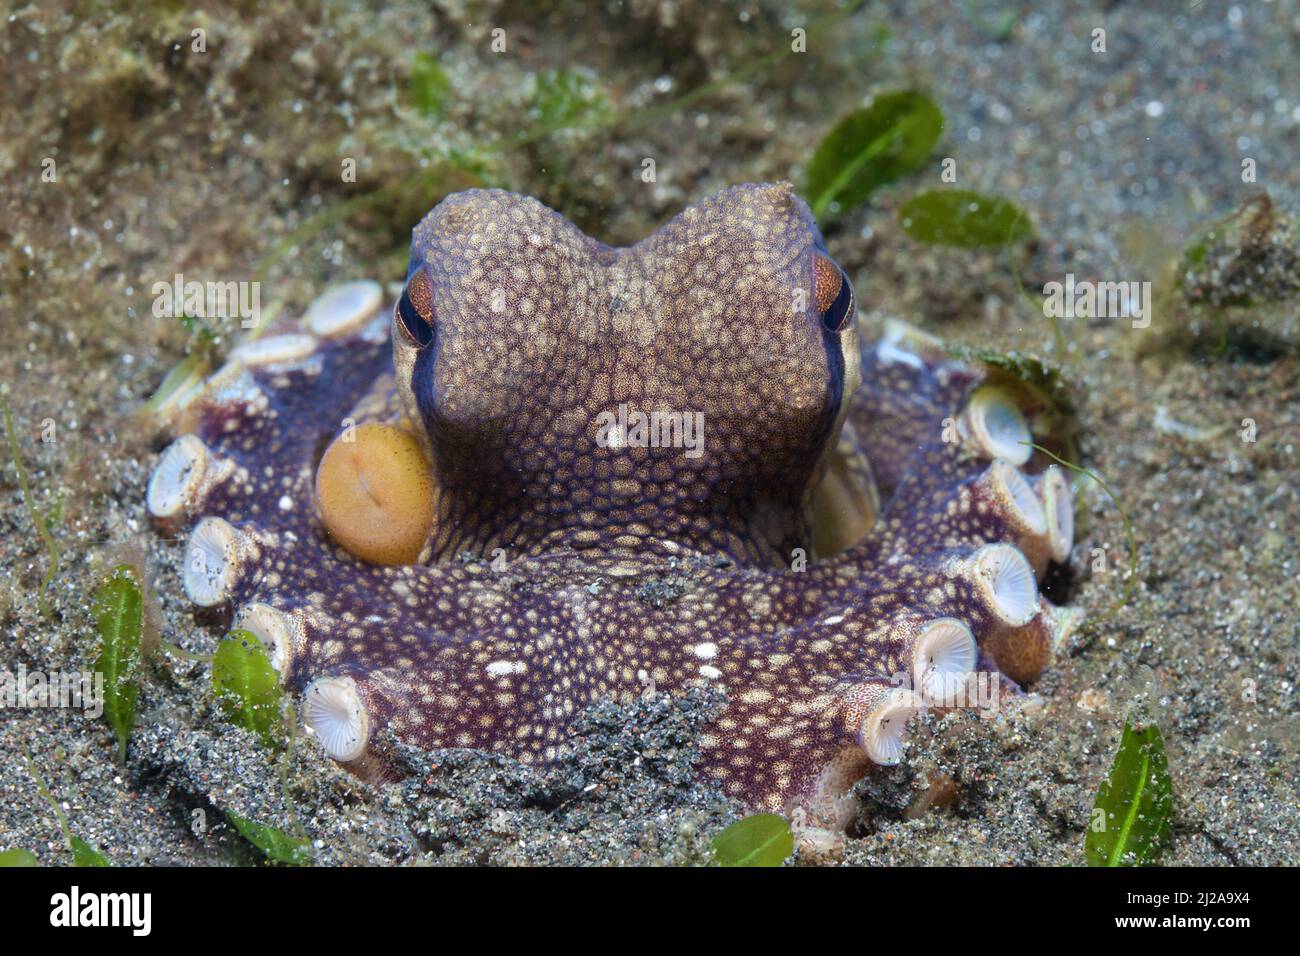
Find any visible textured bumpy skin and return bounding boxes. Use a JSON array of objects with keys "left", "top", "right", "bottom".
[
  {"left": 147, "top": 183, "right": 1080, "bottom": 828},
  {"left": 397, "top": 185, "right": 856, "bottom": 568}
]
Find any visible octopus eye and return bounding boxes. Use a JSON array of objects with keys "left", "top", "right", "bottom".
[
  {"left": 813, "top": 252, "right": 855, "bottom": 334},
  {"left": 395, "top": 266, "right": 435, "bottom": 346}
]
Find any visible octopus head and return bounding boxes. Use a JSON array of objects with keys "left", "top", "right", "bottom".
[{"left": 389, "top": 182, "right": 861, "bottom": 566}]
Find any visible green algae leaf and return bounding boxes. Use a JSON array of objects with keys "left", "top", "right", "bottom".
[
  {"left": 212, "top": 630, "right": 284, "bottom": 748},
  {"left": 0, "top": 848, "right": 39, "bottom": 867},
  {"left": 70, "top": 837, "right": 111, "bottom": 868},
  {"left": 92, "top": 565, "right": 144, "bottom": 763},
  {"left": 1085, "top": 714, "right": 1174, "bottom": 866},
  {"left": 806, "top": 91, "right": 944, "bottom": 219},
  {"left": 712, "top": 813, "right": 794, "bottom": 867},
  {"left": 228, "top": 813, "right": 312, "bottom": 865},
  {"left": 526, "top": 68, "right": 611, "bottom": 132},
  {"left": 141, "top": 352, "right": 210, "bottom": 415},
  {"left": 900, "top": 189, "right": 1032, "bottom": 248},
  {"left": 410, "top": 52, "right": 451, "bottom": 119}
]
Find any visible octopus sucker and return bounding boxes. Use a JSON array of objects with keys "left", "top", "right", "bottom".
[
  {"left": 959, "top": 385, "right": 1033, "bottom": 464},
  {"left": 146, "top": 434, "right": 214, "bottom": 525},
  {"left": 181, "top": 516, "right": 245, "bottom": 607},
  {"left": 231, "top": 601, "right": 300, "bottom": 675},
  {"left": 228, "top": 333, "right": 319, "bottom": 367},
  {"left": 967, "top": 543, "right": 1041, "bottom": 627},
  {"left": 303, "top": 280, "right": 383, "bottom": 338},
  {"left": 302, "top": 675, "right": 371, "bottom": 762},
  {"left": 910, "top": 617, "right": 977, "bottom": 702},
  {"left": 1032, "top": 465, "right": 1076, "bottom": 564},
  {"left": 146, "top": 182, "right": 1082, "bottom": 828},
  {"left": 979, "top": 458, "right": 1048, "bottom": 535},
  {"left": 314, "top": 422, "right": 437, "bottom": 565},
  {"left": 847, "top": 682, "right": 925, "bottom": 766}
]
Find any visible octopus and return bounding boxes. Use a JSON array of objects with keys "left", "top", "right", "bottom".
[{"left": 146, "top": 183, "right": 1081, "bottom": 828}]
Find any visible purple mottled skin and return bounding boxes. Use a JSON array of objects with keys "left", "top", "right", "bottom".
[{"left": 148, "top": 183, "right": 1080, "bottom": 828}]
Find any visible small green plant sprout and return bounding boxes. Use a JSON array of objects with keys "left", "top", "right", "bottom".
[
  {"left": 409, "top": 51, "right": 452, "bottom": 120},
  {"left": 22, "top": 749, "right": 111, "bottom": 867},
  {"left": 805, "top": 91, "right": 944, "bottom": 220},
  {"left": 1085, "top": 711, "right": 1174, "bottom": 866},
  {"left": 524, "top": 68, "right": 611, "bottom": 135},
  {"left": 68, "top": 836, "right": 111, "bottom": 867},
  {"left": 900, "top": 189, "right": 1033, "bottom": 248},
  {"left": 0, "top": 848, "right": 39, "bottom": 867},
  {"left": 1, "top": 393, "right": 61, "bottom": 620},
  {"left": 227, "top": 812, "right": 312, "bottom": 866},
  {"left": 142, "top": 351, "right": 210, "bottom": 416},
  {"left": 711, "top": 813, "right": 795, "bottom": 867},
  {"left": 211, "top": 630, "right": 285, "bottom": 748},
  {"left": 93, "top": 563, "right": 145, "bottom": 763}
]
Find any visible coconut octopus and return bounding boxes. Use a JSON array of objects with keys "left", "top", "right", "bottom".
[{"left": 146, "top": 183, "right": 1081, "bottom": 829}]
